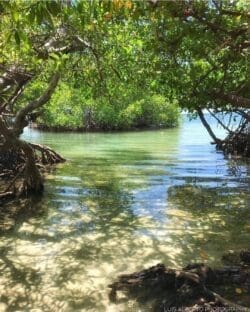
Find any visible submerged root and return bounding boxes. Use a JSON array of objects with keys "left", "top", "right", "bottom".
[{"left": 109, "top": 256, "right": 250, "bottom": 312}]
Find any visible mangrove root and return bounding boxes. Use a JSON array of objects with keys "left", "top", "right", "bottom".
[
  {"left": 30, "top": 143, "right": 65, "bottom": 165},
  {"left": 0, "top": 143, "right": 65, "bottom": 200},
  {"left": 109, "top": 262, "right": 250, "bottom": 312},
  {"left": 217, "top": 131, "right": 250, "bottom": 158}
]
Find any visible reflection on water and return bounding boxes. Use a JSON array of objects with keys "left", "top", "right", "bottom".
[{"left": 0, "top": 116, "right": 249, "bottom": 311}]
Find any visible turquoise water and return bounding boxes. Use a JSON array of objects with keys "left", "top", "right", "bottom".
[{"left": 0, "top": 116, "right": 249, "bottom": 311}]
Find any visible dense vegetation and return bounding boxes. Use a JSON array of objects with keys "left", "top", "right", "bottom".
[
  {"left": 0, "top": 0, "right": 249, "bottom": 197},
  {"left": 25, "top": 82, "right": 179, "bottom": 131},
  {"left": 0, "top": 2, "right": 249, "bottom": 311},
  {"left": 43, "top": 92, "right": 179, "bottom": 131}
]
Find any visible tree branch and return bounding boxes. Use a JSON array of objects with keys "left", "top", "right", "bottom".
[
  {"left": 0, "top": 115, "right": 13, "bottom": 139},
  {"left": 197, "top": 108, "right": 221, "bottom": 144},
  {"left": 213, "top": 91, "right": 250, "bottom": 109},
  {"left": 13, "top": 72, "right": 60, "bottom": 136},
  {"left": 207, "top": 109, "right": 233, "bottom": 134},
  {"left": 0, "top": 81, "right": 29, "bottom": 114}
]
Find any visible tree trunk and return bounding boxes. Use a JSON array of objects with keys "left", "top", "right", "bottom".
[
  {"left": 197, "top": 108, "right": 221, "bottom": 145},
  {"left": 0, "top": 72, "right": 62, "bottom": 199}
]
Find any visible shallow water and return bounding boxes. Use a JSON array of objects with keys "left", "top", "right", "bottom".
[{"left": 0, "top": 116, "right": 249, "bottom": 311}]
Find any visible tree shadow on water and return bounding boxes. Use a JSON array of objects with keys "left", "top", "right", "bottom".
[{"left": 165, "top": 183, "right": 250, "bottom": 265}]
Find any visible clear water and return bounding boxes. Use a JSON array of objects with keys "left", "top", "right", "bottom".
[{"left": 0, "top": 116, "right": 249, "bottom": 311}]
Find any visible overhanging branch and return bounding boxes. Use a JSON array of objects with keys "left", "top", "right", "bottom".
[
  {"left": 213, "top": 91, "right": 250, "bottom": 109},
  {"left": 197, "top": 108, "right": 221, "bottom": 144},
  {"left": 13, "top": 72, "right": 60, "bottom": 136}
]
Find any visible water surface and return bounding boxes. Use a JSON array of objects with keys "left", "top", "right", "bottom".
[{"left": 0, "top": 116, "right": 249, "bottom": 311}]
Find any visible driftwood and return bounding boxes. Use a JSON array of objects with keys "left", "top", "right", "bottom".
[{"left": 109, "top": 254, "right": 250, "bottom": 312}]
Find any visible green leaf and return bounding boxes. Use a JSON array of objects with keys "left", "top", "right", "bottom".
[
  {"left": 28, "top": 6, "right": 36, "bottom": 24},
  {"left": 12, "top": 10, "right": 19, "bottom": 22},
  {"left": 14, "top": 30, "right": 20, "bottom": 45},
  {"left": 49, "top": 53, "right": 60, "bottom": 61},
  {"left": 42, "top": 7, "right": 54, "bottom": 28},
  {"left": 47, "top": 1, "right": 61, "bottom": 16},
  {"left": 36, "top": 5, "right": 43, "bottom": 25}
]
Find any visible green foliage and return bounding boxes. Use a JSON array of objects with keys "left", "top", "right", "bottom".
[
  {"left": 119, "top": 100, "right": 143, "bottom": 129},
  {"left": 38, "top": 83, "right": 179, "bottom": 130},
  {"left": 37, "top": 83, "right": 84, "bottom": 129},
  {"left": 118, "top": 95, "right": 179, "bottom": 130},
  {"left": 0, "top": 0, "right": 248, "bottom": 134}
]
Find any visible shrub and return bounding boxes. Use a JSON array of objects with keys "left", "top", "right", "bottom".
[{"left": 33, "top": 83, "right": 179, "bottom": 131}]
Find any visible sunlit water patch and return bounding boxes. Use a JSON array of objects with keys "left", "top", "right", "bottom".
[{"left": 0, "top": 116, "right": 249, "bottom": 311}]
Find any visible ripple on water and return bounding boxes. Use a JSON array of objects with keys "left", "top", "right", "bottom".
[{"left": 0, "top": 118, "right": 249, "bottom": 311}]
